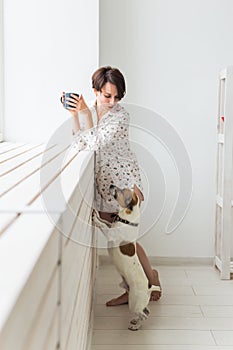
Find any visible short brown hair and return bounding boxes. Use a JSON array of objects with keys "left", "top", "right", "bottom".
[{"left": 92, "top": 66, "right": 126, "bottom": 100}]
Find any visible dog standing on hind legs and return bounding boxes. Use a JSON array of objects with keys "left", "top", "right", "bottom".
[{"left": 92, "top": 184, "right": 161, "bottom": 331}]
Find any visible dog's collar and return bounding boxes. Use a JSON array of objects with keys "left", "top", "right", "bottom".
[{"left": 114, "top": 214, "right": 139, "bottom": 227}]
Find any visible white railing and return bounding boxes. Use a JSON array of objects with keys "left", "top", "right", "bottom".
[{"left": 0, "top": 142, "right": 97, "bottom": 349}]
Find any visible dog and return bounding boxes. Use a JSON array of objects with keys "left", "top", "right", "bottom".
[{"left": 92, "top": 184, "right": 161, "bottom": 331}]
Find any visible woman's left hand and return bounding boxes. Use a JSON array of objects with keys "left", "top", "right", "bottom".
[{"left": 134, "top": 184, "right": 144, "bottom": 203}]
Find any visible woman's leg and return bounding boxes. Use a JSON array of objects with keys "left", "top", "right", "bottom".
[
  {"left": 136, "top": 243, "right": 162, "bottom": 301},
  {"left": 106, "top": 242, "right": 162, "bottom": 306}
]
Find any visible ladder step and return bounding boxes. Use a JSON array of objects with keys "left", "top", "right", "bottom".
[
  {"left": 216, "top": 195, "right": 223, "bottom": 207},
  {"left": 216, "top": 195, "right": 233, "bottom": 207},
  {"left": 219, "top": 68, "right": 227, "bottom": 80},
  {"left": 217, "top": 134, "right": 224, "bottom": 144}
]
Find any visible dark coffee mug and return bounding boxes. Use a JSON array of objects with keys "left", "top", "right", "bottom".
[{"left": 61, "top": 93, "right": 79, "bottom": 109}]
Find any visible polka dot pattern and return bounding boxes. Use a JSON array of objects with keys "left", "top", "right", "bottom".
[{"left": 73, "top": 103, "right": 143, "bottom": 212}]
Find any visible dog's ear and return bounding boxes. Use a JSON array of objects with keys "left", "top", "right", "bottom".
[
  {"left": 123, "top": 189, "right": 133, "bottom": 207},
  {"left": 131, "top": 192, "right": 138, "bottom": 206},
  {"left": 125, "top": 191, "right": 138, "bottom": 214}
]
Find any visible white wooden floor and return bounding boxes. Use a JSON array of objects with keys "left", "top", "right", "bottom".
[{"left": 92, "top": 263, "right": 233, "bottom": 349}]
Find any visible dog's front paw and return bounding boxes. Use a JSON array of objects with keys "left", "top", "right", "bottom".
[
  {"left": 92, "top": 209, "right": 111, "bottom": 229},
  {"left": 128, "top": 318, "right": 141, "bottom": 331}
]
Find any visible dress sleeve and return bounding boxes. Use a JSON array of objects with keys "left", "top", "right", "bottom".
[
  {"left": 73, "top": 127, "right": 98, "bottom": 151},
  {"left": 73, "top": 105, "right": 98, "bottom": 151}
]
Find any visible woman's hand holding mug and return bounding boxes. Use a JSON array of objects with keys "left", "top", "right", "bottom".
[{"left": 61, "top": 92, "right": 89, "bottom": 117}]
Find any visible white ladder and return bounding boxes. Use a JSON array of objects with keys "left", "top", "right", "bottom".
[{"left": 215, "top": 66, "right": 233, "bottom": 279}]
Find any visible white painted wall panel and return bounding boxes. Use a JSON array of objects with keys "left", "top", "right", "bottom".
[
  {"left": 99, "top": 0, "right": 233, "bottom": 258},
  {"left": 3, "top": 0, "right": 99, "bottom": 143}
]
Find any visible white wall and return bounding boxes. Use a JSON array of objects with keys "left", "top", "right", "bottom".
[
  {"left": 3, "top": 0, "right": 99, "bottom": 143},
  {"left": 99, "top": 0, "right": 233, "bottom": 257},
  {"left": 0, "top": 0, "right": 4, "bottom": 141}
]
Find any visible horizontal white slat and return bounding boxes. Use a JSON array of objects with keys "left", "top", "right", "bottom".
[
  {"left": 52, "top": 150, "right": 94, "bottom": 349},
  {"left": 0, "top": 142, "right": 96, "bottom": 350},
  {"left": 61, "top": 245, "right": 88, "bottom": 329},
  {"left": 0, "top": 213, "right": 18, "bottom": 233},
  {"left": 76, "top": 253, "right": 93, "bottom": 350},
  {"left": 0, "top": 143, "right": 57, "bottom": 176},
  {"left": 0, "top": 142, "right": 26, "bottom": 154},
  {"left": 42, "top": 308, "right": 59, "bottom": 350},
  {"left": 0, "top": 144, "right": 66, "bottom": 195},
  {"left": 0, "top": 143, "right": 42, "bottom": 163},
  {"left": 62, "top": 221, "right": 91, "bottom": 284},
  {"left": 61, "top": 247, "right": 93, "bottom": 350},
  {"left": 0, "top": 213, "right": 59, "bottom": 331},
  {"left": 65, "top": 179, "right": 94, "bottom": 246},
  {"left": 59, "top": 154, "right": 94, "bottom": 242},
  {"left": 30, "top": 149, "right": 94, "bottom": 213},
  {"left": 67, "top": 251, "right": 93, "bottom": 350},
  {"left": 0, "top": 144, "right": 69, "bottom": 208},
  {"left": 62, "top": 242, "right": 86, "bottom": 288},
  {"left": 22, "top": 268, "right": 59, "bottom": 350},
  {"left": 0, "top": 148, "right": 93, "bottom": 213}
]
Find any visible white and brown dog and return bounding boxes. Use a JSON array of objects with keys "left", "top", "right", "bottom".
[{"left": 92, "top": 184, "right": 161, "bottom": 331}]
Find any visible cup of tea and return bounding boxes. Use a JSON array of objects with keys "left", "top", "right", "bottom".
[{"left": 61, "top": 93, "right": 79, "bottom": 109}]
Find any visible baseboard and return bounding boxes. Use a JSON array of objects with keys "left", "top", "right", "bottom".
[
  {"left": 99, "top": 254, "right": 214, "bottom": 266},
  {"left": 149, "top": 256, "right": 214, "bottom": 266}
]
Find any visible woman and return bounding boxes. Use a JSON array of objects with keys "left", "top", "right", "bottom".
[{"left": 62, "top": 66, "right": 161, "bottom": 305}]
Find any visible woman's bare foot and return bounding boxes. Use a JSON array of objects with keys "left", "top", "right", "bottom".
[
  {"left": 106, "top": 292, "right": 128, "bottom": 306},
  {"left": 150, "top": 269, "right": 162, "bottom": 301}
]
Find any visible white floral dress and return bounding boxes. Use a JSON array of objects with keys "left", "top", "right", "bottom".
[{"left": 73, "top": 102, "right": 143, "bottom": 212}]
